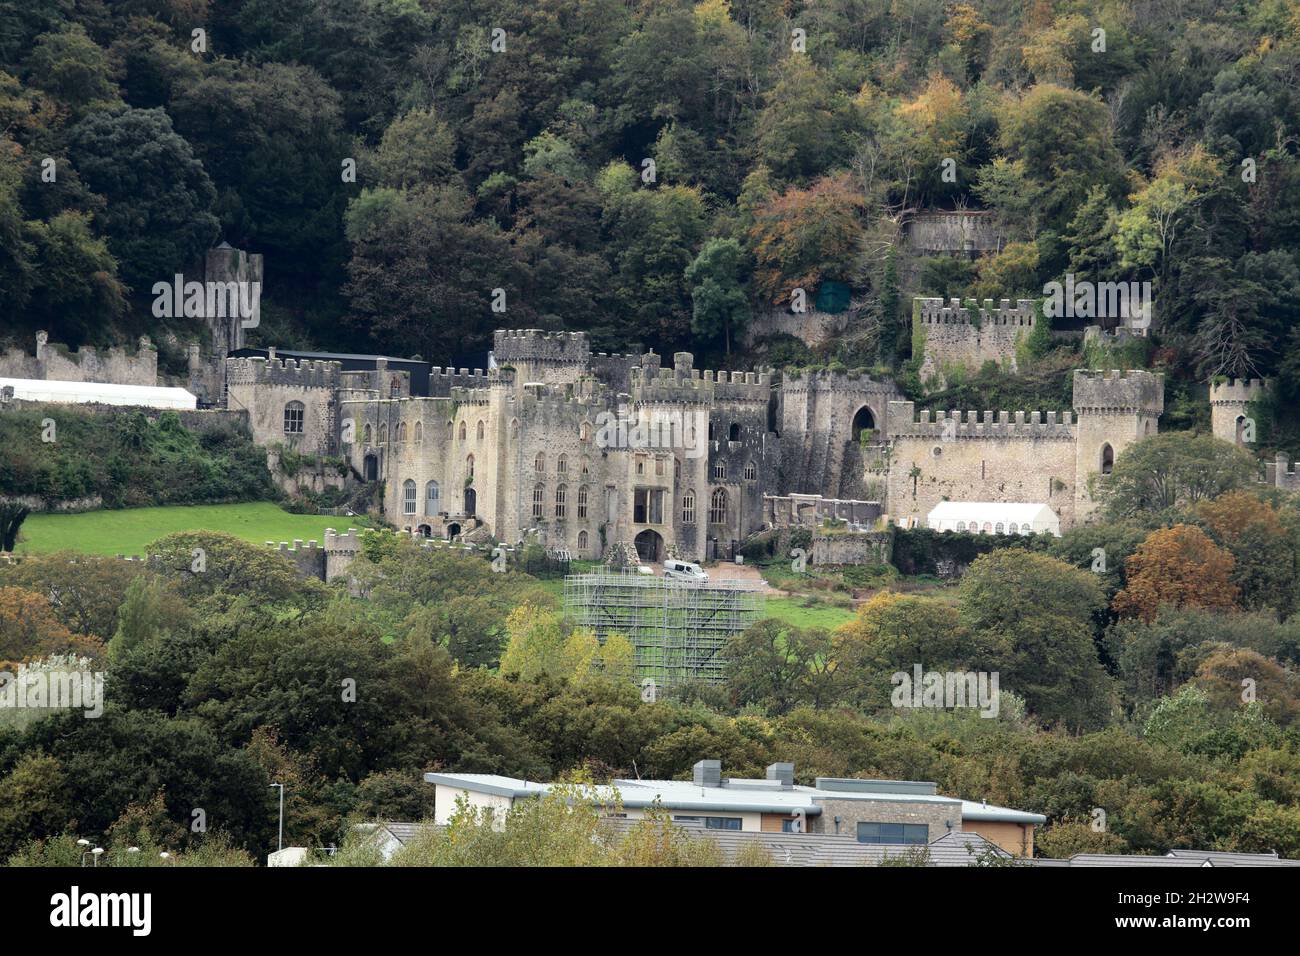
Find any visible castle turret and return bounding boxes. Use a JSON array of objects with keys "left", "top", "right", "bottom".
[
  {"left": 1209, "top": 378, "right": 1266, "bottom": 447},
  {"left": 1072, "top": 369, "right": 1164, "bottom": 520},
  {"left": 491, "top": 330, "right": 590, "bottom": 386}
]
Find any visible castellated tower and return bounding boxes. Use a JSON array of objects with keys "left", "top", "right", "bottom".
[
  {"left": 492, "top": 329, "right": 590, "bottom": 387},
  {"left": 1072, "top": 369, "right": 1164, "bottom": 521},
  {"left": 1209, "top": 378, "right": 1267, "bottom": 447},
  {"left": 914, "top": 297, "right": 1036, "bottom": 387}
]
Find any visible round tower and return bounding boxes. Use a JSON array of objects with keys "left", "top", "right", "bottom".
[{"left": 1209, "top": 378, "right": 1267, "bottom": 447}]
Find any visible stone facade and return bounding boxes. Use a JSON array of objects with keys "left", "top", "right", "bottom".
[
  {"left": 904, "top": 210, "right": 1005, "bottom": 258},
  {"left": 0, "top": 332, "right": 158, "bottom": 386},
  {"left": 810, "top": 797, "right": 960, "bottom": 843},
  {"left": 1209, "top": 377, "right": 1267, "bottom": 447},
  {"left": 914, "top": 296, "right": 1036, "bottom": 387},
  {"left": 886, "top": 370, "right": 1164, "bottom": 530}
]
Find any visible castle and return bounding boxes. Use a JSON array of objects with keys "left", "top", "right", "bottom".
[{"left": 226, "top": 320, "right": 1164, "bottom": 562}]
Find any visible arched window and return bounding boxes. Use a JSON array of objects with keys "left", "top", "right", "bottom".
[
  {"left": 555, "top": 484, "right": 567, "bottom": 519},
  {"left": 362, "top": 423, "right": 372, "bottom": 444},
  {"left": 557, "top": 454, "right": 568, "bottom": 475},
  {"left": 1100, "top": 442, "right": 1114, "bottom": 475},
  {"left": 674, "top": 459, "right": 681, "bottom": 483},
  {"left": 402, "top": 480, "right": 417, "bottom": 515},
  {"left": 458, "top": 421, "right": 467, "bottom": 441},
  {"left": 577, "top": 485, "right": 589, "bottom": 519},
  {"left": 466, "top": 454, "right": 474, "bottom": 479},
  {"left": 1008, "top": 522, "right": 1019, "bottom": 534},
  {"left": 379, "top": 424, "right": 388, "bottom": 444},
  {"left": 477, "top": 420, "right": 485, "bottom": 440},
  {"left": 396, "top": 422, "right": 407, "bottom": 442},
  {"left": 535, "top": 452, "right": 546, "bottom": 474},
  {"left": 283, "top": 401, "right": 304, "bottom": 434},
  {"left": 532, "top": 484, "right": 544, "bottom": 520},
  {"left": 712, "top": 461, "right": 726, "bottom": 481},
  {"left": 728, "top": 422, "right": 741, "bottom": 442},
  {"left": 956, "top": 521, "right": 967, "bottom": 532},
  {"left": 709, "top": 488, "right": 727, "bottom": 524},
  {"left": 426, "top": 480, "right": 440, "bottom": 512},
  {"left": 744, "top": 461, "right": 757, "bottom": 481},
  {"left": 510, "top": 419, "right": 520, "bottom": 439},
  {"left": 390, "top": 377, "right": 401, "bottom": 398},
  {"left": 682, "top": 490, "right": 696, "bottom": 524},
  {"left": 577, "top": 529, "right": 588, "bottom": 552},
  {"left": 446, "top": 420, "right": 454, "bottom": 439},
  {"left": 995, "top": 522, "right": 1005, "bottom": 534},
  {"left": 708, "top": 421, "right": 716, "bottom": 441},
  {"left": 982, "top": 522, "right": 993, "bottom": 534},
  {"left": 414, "top": 422, "right": 423, "bottom": 442},
  {"left": 581, "top": 457, "right": 590, "bottom": 476},
  {"left": 579, "top": 421, "right": 591, "bottom": 442}
]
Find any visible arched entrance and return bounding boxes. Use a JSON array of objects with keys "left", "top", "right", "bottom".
[
  {"left": 363, "top": 454, "right": 378, "bottom": 481},
  {"left": 446, "top": 523, "right": 461, "bottom": 541},
  {"left": 463, "top": 487, "right": 476, "bottom": 516},
  {"left": 416, "top": 524, "right": 432, "bottom": 538},
  {"left": 634, "top": 529, "right": 663, "bottom": 563},
  {"left": 851, "top": 405, "right": 876, "bottom": 442}
]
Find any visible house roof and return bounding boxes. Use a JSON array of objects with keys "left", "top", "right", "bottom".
[
  {"left": 0, "top": 377, "right": 197, "bottom": 410},
  {"left": 423, "top": 773, "right": 1044, "bottom": 825}
]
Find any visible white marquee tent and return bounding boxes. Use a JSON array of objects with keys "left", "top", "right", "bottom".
[
  {"left": 926, "top": 501, "right": 1061, "bottom": 537},
  {"left": 0, "top": 377, "right": 197, "bottom": 410}
]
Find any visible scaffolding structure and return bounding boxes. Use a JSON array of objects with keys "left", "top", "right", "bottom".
[{"left": 563, "top": 572, "right": 765, "bottom": 687}]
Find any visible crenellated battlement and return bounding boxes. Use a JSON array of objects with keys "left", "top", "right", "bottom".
[
  {"left": 226, "top": 355, "right": 342, "bottom": 389},
  {"left": 493, "top": 329, "right": 590, "bottom": 365},
  {"left": 1072, "top": 369, "right": 1164, "bottom": 414},
  {"left": 917, "top": 297, "right": 1036, "bottom": 328},
  {"left": 1210, "top": 377, "right": 1268, "bottom": 405},
  {"left": 630, "top": 364, "right": 772, "bottom": 405},
  {"left": 887, "top": 401, "right": 1076, "bottom": 439},
  {"left": 780, "top": 368, "right": 897, "bottom": 395}
]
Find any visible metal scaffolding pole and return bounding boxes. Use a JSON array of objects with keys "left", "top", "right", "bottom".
[{"left": 563, "top": 572, "right": 764, "bottom": 686}]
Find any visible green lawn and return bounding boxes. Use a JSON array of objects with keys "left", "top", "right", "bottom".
[
  {"left": 16, "top": 502, "right": 367, "bottom": 557},
  {"left": 762, "top": 596, "right": 857, "bottom": 630}
]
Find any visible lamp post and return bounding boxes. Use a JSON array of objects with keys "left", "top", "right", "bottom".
[{"left": 270, "top": 782, "right": 285, "bottom": 853}]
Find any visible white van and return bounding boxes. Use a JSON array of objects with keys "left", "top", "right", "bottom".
[{"left": 663, "top": 559, "right": 709, "bottom": 582}]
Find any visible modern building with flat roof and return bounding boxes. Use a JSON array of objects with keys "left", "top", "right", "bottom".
[{"left": 425, "top": 760, "right": 1046, "bottom": 857}]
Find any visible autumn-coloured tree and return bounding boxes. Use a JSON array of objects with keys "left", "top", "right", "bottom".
[
  {"left": 1113, "top": 525, "right": 1239, "bottom": 623},
  {"left": 1192, "top": 646, "right": 1300, "bottom": 727},
  {"left": 748, "top": 172, "right": 865, "bottom": 305},
  {"left": 0, "top": 586, "right": 103, "bottom": 667}
]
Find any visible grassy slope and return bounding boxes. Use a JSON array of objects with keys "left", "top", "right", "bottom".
[{"left": 16, "top": 502, "right": 367, "bottom": 556}]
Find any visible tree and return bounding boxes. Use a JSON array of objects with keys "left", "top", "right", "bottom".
[
  {"left": 748, "top": 173, "right": 865, "bottom": 305},
  {"left": 499, "top": 604, "right": 568, "bottom": 681},
  {"left": 66, "top": 107, "right": 219, "bottom": 288},
  {"left": 0, "top": 586, "right": 102, "bottom": 666},
  {"left": 723, "top": 619, "right": 836, "bottom": 715},
  {"left": 959, "top": 551, "right": 1113, "bottom": 729},
  {"left": 343, "top": 183, "right": 517, "bottom": 360},
  {"left": 22, "top": 24, "right": 119, "bottom": 116},
  {"left": 756, "top": 57, "right": 855, "bottom": 183},
  {"left": 1098, "top": 432, "right": 1259, "bottom": 518},
  {"left": 685, "top": 237, "right": 750, "bottom": 354},
  {"left": 373, "top": 106, "right": 458, "bottom": 189},
  {"left": 1114, "top": 525, "right": 1239, "bottom": 623},
  {"left": 0, "top": 500, "right": 28, "bottom": 552}
]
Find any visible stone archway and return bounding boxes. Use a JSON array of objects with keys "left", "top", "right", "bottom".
[
  {"left": 634, "top": 529, "right": 663, "bottom": 563},
  {"left": 446, "top": 522, "right": 461, "bottom": 541},
  {"left": 851, "top": 405, "right": 876, "bottom": 442},
  {"left": 463, "top": 487, "right": 476, "bottom": 516}
]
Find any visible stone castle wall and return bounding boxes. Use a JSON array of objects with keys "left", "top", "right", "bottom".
[
  {"left": 0, "top": 332, "right": 158, "bottom": 386},
  {"left": 914, "top": 297, "right": 1035, "bottom": 387}
]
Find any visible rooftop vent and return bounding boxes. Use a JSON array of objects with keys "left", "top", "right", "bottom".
[
  {"left": 765, "top": 762, "right": 795, "bottom": 787},
  {"left": 692, "top": 759, "right": 721, "bottom": 789}
]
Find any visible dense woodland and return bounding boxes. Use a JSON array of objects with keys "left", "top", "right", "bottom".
[
  {"left": 2, "top": 1, "right": 1300, "bottom": 401},
  {"left": 5, "top": 1, "right": 1300, "bottom": 864}
]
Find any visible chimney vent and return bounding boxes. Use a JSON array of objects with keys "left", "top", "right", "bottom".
[
  {"left": 692, "top": 759, "right": 721, "bottom": 789},
  {"left": 765, "top": 762, "right": 795, "bottom": 787}
]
